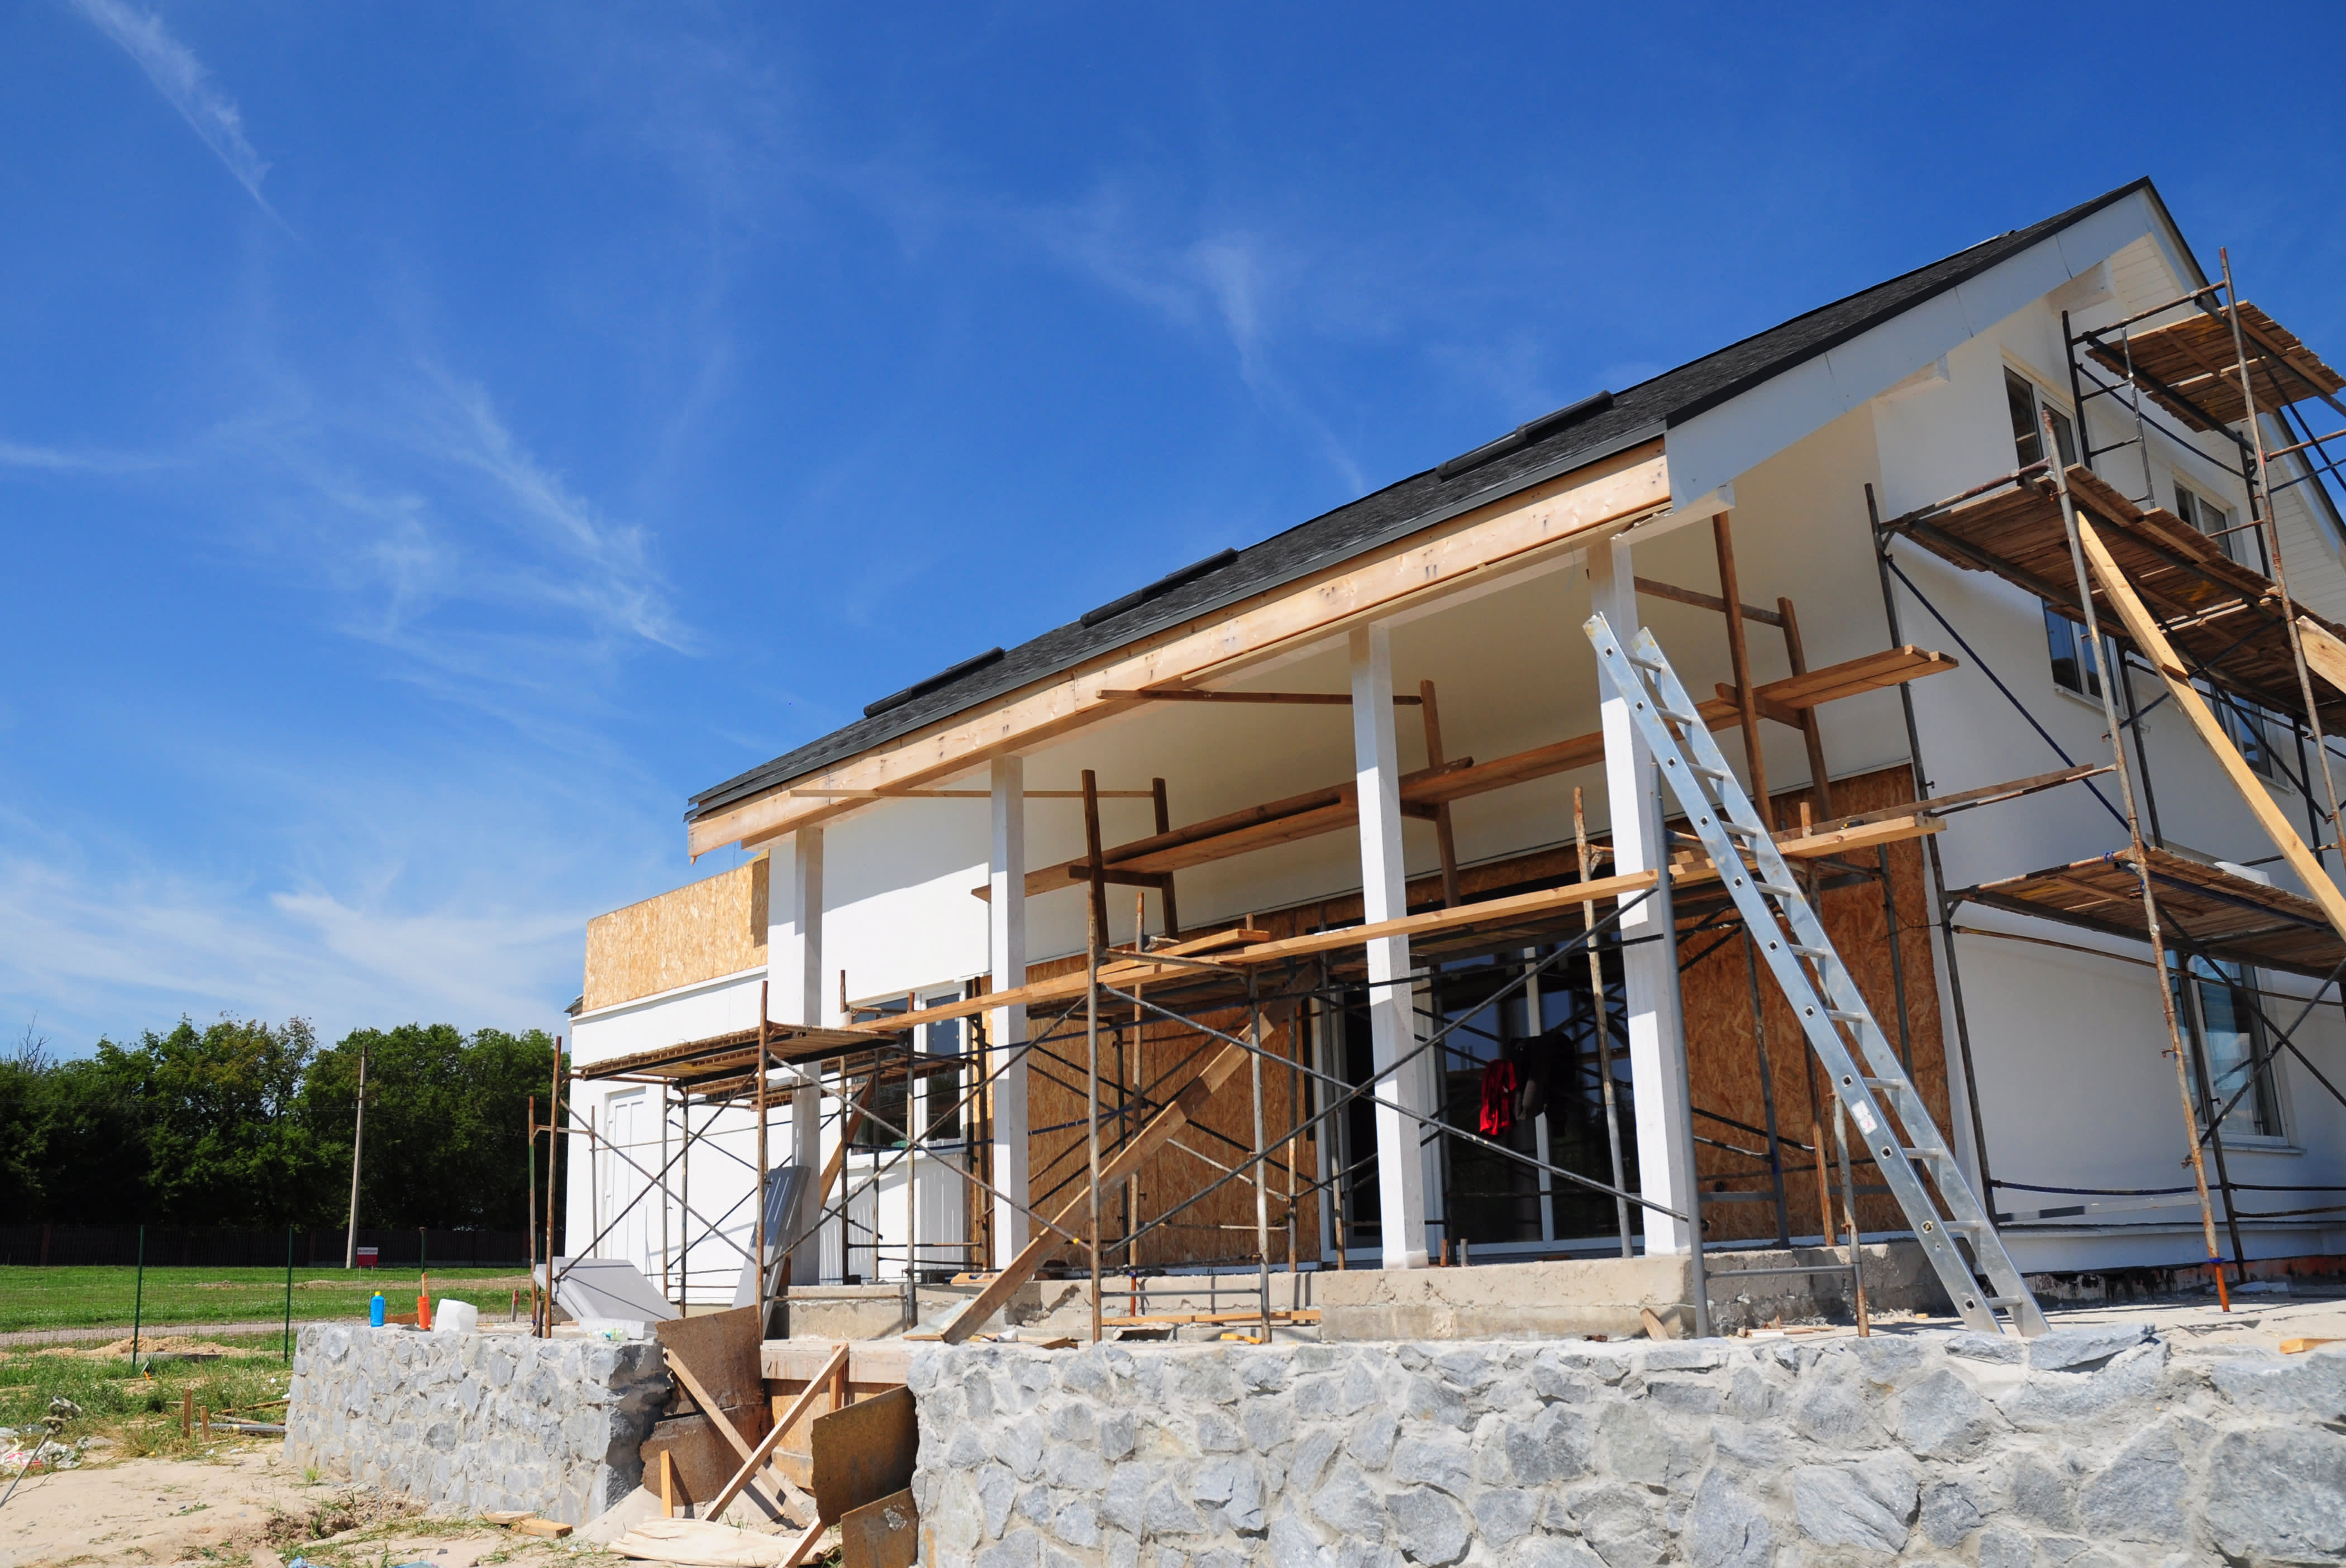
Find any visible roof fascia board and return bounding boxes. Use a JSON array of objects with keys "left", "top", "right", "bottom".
[
  {"left": 1665, "top": 188, "right": 2166, "bottom": 506},
  {"left": 690, "top": 441, "right": 1670, "bottom": 857}
]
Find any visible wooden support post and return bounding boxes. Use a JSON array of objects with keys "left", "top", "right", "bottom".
[
  {"left": 1151, "top": 778, "right": 1180, "bottom": 937},
  {"left": 1081, "top": 771, "right": 1113, "bottom": 960},
  {"left": 1776, "top": 597, "right": 1834, "bottom": 815},
  {"left": 660, "top": 1449, "right": 676, "bottom": 1518},
  {"left": 1714, "top": 513, "right": 1773, "bottom": 829},
  {"left": 546, "top": 1040, "right": 562, "bottom": 1336},
  {"left": 1419, "top": 681, "right": 1463, "bottom": 909}
]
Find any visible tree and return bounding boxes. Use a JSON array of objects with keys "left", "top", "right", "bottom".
[{"left": 300, "top": 1025, "right": 559, "bottom": 1231}]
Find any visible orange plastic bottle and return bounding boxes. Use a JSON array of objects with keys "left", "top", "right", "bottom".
[{"left": 417, "top": 1271, "right": 432, "bottom": 1331}]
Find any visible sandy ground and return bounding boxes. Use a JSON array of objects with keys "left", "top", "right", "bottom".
[{"left": 0, "top": 1441, "right": 623, "bottom": 1568}]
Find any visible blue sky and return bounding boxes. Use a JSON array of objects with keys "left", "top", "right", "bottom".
[{"left": 5, "top": 2, "right": 2343, "bottom": 1053}]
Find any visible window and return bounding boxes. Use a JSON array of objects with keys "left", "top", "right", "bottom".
[
  {"left": 2044, "top": 604, "right": 2120, "bottom": 701},
  {"left": 2008, "top": 370, "right": 2105, "bottom": 697},
  {"left": 2174, "top": 958, "right": 2283, "bottom": 1138},
  {"left": 2007, "top": 368, "right": 2077, "bottom": 472},
  {"left": 851, "top": 991, "right": 968, "bottom": 1150},
  {"left": 2174, "top": 480, "right": 2256, "bottom": 570},
  {"left": 2204, "top": 682, "right": 2279, "bottom": 780}
]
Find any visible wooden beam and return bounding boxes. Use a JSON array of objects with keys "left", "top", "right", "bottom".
[
  {"left": 1776, "top": 596, "right": 1834, "bottom": 815},
  {"left": 1420, "top": 679, "right": 1462, "bottom": 909},
  {"left": 694, "top": 444, "right": 1670, "bottom": 856},
  {"left": 2297, "top": 615, "right": 2346, "bottom": 697},
  {"left": 935, "top": 1021, "right": 1261, "bottom": 1343},
  {"left": 2078, "top": 515, "right": 2346, "bottom": 944},
  {"left": 1094, "top": 689, "right": 1423, "bottom": 705},
  {"left": 787, "top": 788, "right": 1155, "bottom": 800},
  {"left": 874, "top": 926, "right": 1271, "bottom": 1031},
  {"left": 1714, "top": 514, "right": 1773, "bottom": 830},
  {"left": 1635, "top": 575, "right": 1785, "bottom": 627}
]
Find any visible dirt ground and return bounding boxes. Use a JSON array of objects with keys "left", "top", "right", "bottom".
[{"left": 0, "top": 1439, "right": 630, "bottom": 1568}]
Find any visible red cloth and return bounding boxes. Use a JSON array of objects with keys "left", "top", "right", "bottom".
[{"left": 1479, "top": 1060, "right": 1520, "bottom": 1136}]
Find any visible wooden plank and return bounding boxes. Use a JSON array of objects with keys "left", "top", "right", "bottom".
[
  {"left": 856, "top": 928, "right": 1269, "bottom": 1032},
  {"left": 707, "top": 1341, "right": 850, "bottom": 1519},
  {"left": 936, "top": 1022, "right": 1260, "bottom": 1342},
  {"left": 1222, "top": 868, "right": 1661, "bottom": 965},
  {"left": 2298, "top": 615, "right": 2346, "bottom": 697},
  {"left": 1634, "top": 575, "right": 1785, "bottom": 627},
  {"left": 1713, "top": 513, "right": 1773, "bottom": 830},
  {"left": 2077, "top": 514, "right": 2346, "bottom": 944},
  {"left": 694, "top": 444, "right": 1670, "bottom": 857},
  {"left": 1093, "top": 689, "right": 1422, "bottom": 705}
]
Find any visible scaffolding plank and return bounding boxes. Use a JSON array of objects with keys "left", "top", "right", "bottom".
[
  {"left": 2076, "top": 511, "right": 2346, "bottom": 946},
  {"left": 1958, "top": 847, "right": 2345, "bottom": 981},
  {"left": 2085, "top": 302, "right": 2344, "bottom": 432},
  {"left": 1894, "top": 463, "right": 2346, "bottom": 729}
]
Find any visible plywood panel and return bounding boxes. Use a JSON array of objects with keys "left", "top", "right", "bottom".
[
  {"left": 585, "top": 855, "right": 770, "bottom": 1011},
  {"left": 1678, "top": 766, "right": 1949, "bottom": 1242}
]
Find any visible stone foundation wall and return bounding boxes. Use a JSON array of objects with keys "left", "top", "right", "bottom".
[
  {"left": 909, "top": 1330, "right": 2345, "bottom": 1567},
  {"left": 286, "top": 1325, "right": 670, "bottom": 1525}
]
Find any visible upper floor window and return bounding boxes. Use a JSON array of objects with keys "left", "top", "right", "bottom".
[
  {"left": 850, "top": 990, "right": 968, "bottom": 1149},
  {"left": 2174, "top": 480, "right": 2255, "bottom": 569},
  {"left": 2007, "top": 368, "right": 2077, "bottom": 471}
]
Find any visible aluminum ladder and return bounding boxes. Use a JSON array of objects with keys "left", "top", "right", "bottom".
[{"left": 1587, "top": 611, "right": 2049, "bottom": 1338}]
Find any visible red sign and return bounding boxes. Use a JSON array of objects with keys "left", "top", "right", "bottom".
[{"left": 354, "top": 1247, "right": 379, "bottom": 1268}]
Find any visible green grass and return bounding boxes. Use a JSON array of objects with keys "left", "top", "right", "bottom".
[
  {"left": 0, "top": 1340, "right": 295, "bottom": 1459},
  {"left": 0, "top": 1265, "right": 533, "bottom": 1334}
]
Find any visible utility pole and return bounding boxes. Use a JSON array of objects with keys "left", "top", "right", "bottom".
[{"left": 344, "top": 1039, "right": 370, "bottom": 1268}]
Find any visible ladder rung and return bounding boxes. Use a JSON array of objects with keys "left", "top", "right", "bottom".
[
  {"left": 1792, "top": 944, "right": 1832, "bottom": 958},
  {"left": 1629, "top": 653, "right": 1668, "bottom": 671},
  {"left": 1984, "top": 1295, "right": 2025, "bottom": 1308},
  {"left": 1949, "top": 1219, "right": 1991, "bottom": 1231},
  {"left": 1758, "top": 881, "right": 1797, "bottom": 897},
  {"left": 1901, "top": 1147, "right": 1948, "bottom": 1163},
  {"left": 1691, "top": 763, "right": 1733, "bottom": 780},
  {"left": 1827, "top": 1008, "right": 1867, "bottom": 1022}
]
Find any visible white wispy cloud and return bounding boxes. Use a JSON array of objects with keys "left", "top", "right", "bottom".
[
  {"left": 0, "top": 437, "right": 165, "bottom": 472},
  {"left": 71, "top": 0, "right": 280, "bottom": 219}
]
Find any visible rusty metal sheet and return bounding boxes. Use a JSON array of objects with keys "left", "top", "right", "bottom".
[
  {"left": 656, "top": 1306, "right": 766, "bottom": 1420},
  {"left": 810, "top": 1387, "right": 918, "bottom": 1524},
  {"left": 841, "top": 1488, "right": 918, "bottom": 1568},
  {"left": 638, "top": 1413, "right": 735, "bottom": 1509}
]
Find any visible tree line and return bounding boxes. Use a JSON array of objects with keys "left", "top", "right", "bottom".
[{"left": 0, "top": 1016, "right": 562, "bottom": 1232}]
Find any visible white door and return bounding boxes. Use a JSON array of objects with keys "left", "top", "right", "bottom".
[{"left": 602, "top": 1091, "right": 649, "bottom": 1273}]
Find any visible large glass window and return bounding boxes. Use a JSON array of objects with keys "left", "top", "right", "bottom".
[
  {"left": 846, "top": 995, "right": 967, "bottom": 1149},
  {"left": 1328, "top": 940, "right": 1639, "bottom": 1253},
  {"left": 2175, "top": 958, "right": 2283, "bottom": 1139}
]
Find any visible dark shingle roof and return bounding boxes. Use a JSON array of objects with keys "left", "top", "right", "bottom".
[{"left": 691, "top": 179, "right": 2162, "bottom": 823}]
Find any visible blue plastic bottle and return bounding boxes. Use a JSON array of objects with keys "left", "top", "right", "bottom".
[{"left": 370, "top": 1292, "right": 387, "bottom": 1328}]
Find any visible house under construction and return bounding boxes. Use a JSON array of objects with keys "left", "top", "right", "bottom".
[{"left": 547, "top": 176, "right": 2346, "bottom": 1346}]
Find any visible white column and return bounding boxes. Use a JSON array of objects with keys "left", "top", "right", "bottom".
[
  {"left": 1590, "top": 534, "right": 1700, "bottom": 1254},
  {"left": 989, "top": 756, "right": 1032, "bottom": 1264},
  {"left": 1351, "top": 623, "right": 1432, "bottom": 1269},
  {"left": 770, "top": 827, "right": 825, "bottom": 1285}
]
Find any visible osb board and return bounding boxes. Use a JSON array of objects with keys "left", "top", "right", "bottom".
[
  {"left": 584, "top": 855, "right": 769, "bottom": 1011},
  {"left": 961, "top": 764, "right": 1944, "bottom": 1265},
  {"left": 1005, "top": 966, "right": 1320, "bottom": 1272},
  {"left": 1678, "top": 766, "right": 1949, "bottom": 1242}
]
